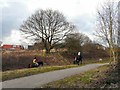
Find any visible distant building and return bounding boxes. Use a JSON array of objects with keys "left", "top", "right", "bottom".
[
  {"left": 2, "top": 44, "right": 24, "bottom": 50},
  {"left": 28, "top": 45, "right": 34, "bottom": 50}
]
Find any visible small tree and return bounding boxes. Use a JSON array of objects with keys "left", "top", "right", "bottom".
[
  {"left": 65, "top": 33, "right": 91, "bottom": 54},
  {"left": 20, "top": 9, "right": 75, "bottom": 53},
  {"left": 33, "top": 42, "right": 44, "bottom": 50}
]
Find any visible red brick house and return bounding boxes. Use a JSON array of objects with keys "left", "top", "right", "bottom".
[{"left": 2, "top": 44, "right": 24, "bottom": 50}]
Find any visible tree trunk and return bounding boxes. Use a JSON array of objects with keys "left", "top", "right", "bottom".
[
  {"left": 45, "top": 43, "right": 51, "bottom": 54},
  {"left": 45, "top": 48, "right": 50, "bottom": 54}
]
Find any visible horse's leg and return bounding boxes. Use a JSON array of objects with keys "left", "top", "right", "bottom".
[
  {"left": 78, "top": 61, "right": 80, "bottom": 65},
  {"left": 41, "top": 62, "right": 43, "bottom": 66},
  {"left": 28, "top": 64, "right": 31, "bottom": 68}
]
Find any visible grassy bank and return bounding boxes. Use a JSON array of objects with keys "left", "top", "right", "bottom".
[
  {"left": 41, "top": 64, "right": 111, "bottom": 88},
  {"left": 2, "top": 50, "right": 109, "bottom": 71},
  {"left": 2, "top": 51, "right": 71, "bottom": 71},
  {"left": 90, "top": 64, "right": 119, "bottom": 88},
  {"left": 2, "top": 59, "right": 109, "bottom": 81}
]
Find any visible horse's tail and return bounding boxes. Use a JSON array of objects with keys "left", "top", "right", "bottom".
[{"left": 28, "top": 64, "right": 32, "bottom": 68}]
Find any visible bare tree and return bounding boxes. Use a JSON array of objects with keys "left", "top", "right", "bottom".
[
  {"left": 20, "top": 9, "right": 75, "bottom": 53},
  {"left": 95, "top": 0, "right": 118, "bottom": 64},
  {"left": 118, "top": 1, "right": 120, "bottom": 59}
]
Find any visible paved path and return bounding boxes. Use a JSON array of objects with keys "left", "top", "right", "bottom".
[{"left": 2, "top": 63, "right": 109, "bottom": 88}]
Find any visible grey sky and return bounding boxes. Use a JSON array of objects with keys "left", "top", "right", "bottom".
[
  {"left": 2, "top": 2, "right": 28, "bottom": 36},
  {"left": 1, "top": 0, "right": 119, "bottom": 45}
]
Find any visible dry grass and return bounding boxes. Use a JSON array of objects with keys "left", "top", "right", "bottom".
[
  {"left": 2, "top": 50, "right": 71, "bottom": 71},
  {"left": 41, "top": 64, "right": 110, "bottom": 88}
]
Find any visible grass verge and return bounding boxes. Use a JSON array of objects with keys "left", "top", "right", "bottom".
[
  {"left": 41, "top": 64, "right": 110, "bottom": 88},
  {"left": 2, "top": 59, "right": 109, "bottom": 81},
  {"left": 2, "top": 65, "right": 82, "bottom": 81}
]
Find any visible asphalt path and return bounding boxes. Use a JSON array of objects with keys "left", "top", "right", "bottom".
[{"left": 2, "top": 63, "right": 109, "bottom": 88}]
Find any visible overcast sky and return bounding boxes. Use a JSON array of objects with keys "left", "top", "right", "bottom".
[{"left": 0, "top": 0, "right": 119, "bottom": 45}]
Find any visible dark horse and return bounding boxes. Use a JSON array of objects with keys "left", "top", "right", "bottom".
[
  {"left": 28, "top": 61, "right": 44, "bottom": 68},
  {"left": 73, "top": 52, "right": 82, "bottom": 65}
]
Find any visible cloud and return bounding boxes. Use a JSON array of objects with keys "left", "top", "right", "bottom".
[
  {"left": 3, "top": 29, "right": 21, "bottom": 44},
  {"left": 1, "top": 0, "right": 119, "bottom": 44},
  {"left": 0, "top": 0, "right": 10, "bottom": 8},
  {"left": 1, "top": 1, "right": 30, "bottom": 38},
  {"left": 70, "top": 13, "right": 96, "bottom": 40},
  {"left": 25, "top": 0, "right": 99, "bottom": 18},
  {"left": 2, "top": 29, "right": 32, "bottom": 45}
]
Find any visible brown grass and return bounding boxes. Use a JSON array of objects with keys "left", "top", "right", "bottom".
[
  {"left": 2, "top": 50, "right": 71, "bottom": 71},
  {"left": 2, "top": 50, "right": 110, "bottom": 71}
]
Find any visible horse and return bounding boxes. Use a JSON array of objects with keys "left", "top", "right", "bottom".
[
  {"left": 28, "top": 61, "right": 44, "bottom": 68},
  {"left": 73, "top": 59, "right": 82, "bottom": 65}
]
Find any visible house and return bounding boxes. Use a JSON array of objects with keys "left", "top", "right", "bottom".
[
  {"left": 28, "top": 45, "right": 34, "bottom": 50},
  {"left": 2, "top": 44, "right": 24, "bottom": 50}
]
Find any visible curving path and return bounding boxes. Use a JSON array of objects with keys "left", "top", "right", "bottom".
[{"left": 2, "top": 63, "right": 109, "bottom": 88}]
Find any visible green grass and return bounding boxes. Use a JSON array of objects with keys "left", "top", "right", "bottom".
[
  {"left": 2, "top": 65, "right": 81, "bottom": 81},
  {"left": 42, "top": 64, "right": 110, "bottom": 88},
  {"left": 2, "top": 59, "right": 110, "bottom": 81},
  {"left": 84, "top": 58, "right": 110, "bottom": 64}
]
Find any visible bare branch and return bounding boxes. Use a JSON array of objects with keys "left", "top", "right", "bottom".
[{"left": 20, "top": 9, "right": 75, "bottom": 53}]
